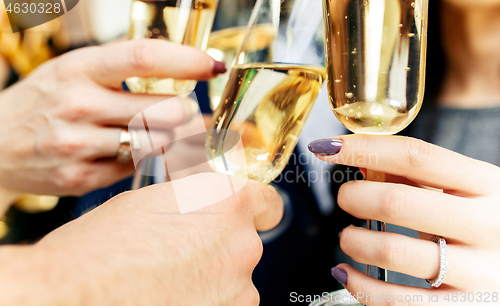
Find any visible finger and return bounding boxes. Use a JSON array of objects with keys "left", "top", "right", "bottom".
[
  {"left": 337, "top": 180, "right": 481, "bottom": 243},
  {"left": 233, "top": 284, "right": 260, "bottom": 306},
  {"left": 333, "top": 264, "right": 458, "bottom": 306},
  {"left": 63, "top": 89, "right": 199, "bottom": 128},
  {"left": 84, "top": 161, "right": 136, "bottom": 192},
  {"left": 60, "top": 161, "right": 135, "bottom": 196},
  {"left": 69, "top": 126, "right": 172, "bottom": 162},
  {"left": 310, "top": 135, "right": 500, "bottom": 196},
  {"left": 340, "top": 226, "right": 438, "bottom": 280},
  {"left": 243, "top": 180, "right": 284, "bottom": 232},
  {"left": 361, "top": 168, "right": 423, "bottom": 188},
  {"left": 70, "top": 40, "right": 223, "bottom": 88}
]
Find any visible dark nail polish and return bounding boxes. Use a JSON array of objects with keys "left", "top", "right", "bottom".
[
  {"left": 308, "top": 139, "right": 343, "bottom": 155},
  {"left": 331, "top": 266, "right": 348, "bottom": 285},
  {"left": 213, "top": 61, "right": 227, "bottom": 74}
]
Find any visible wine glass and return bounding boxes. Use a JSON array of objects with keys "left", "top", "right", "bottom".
[
  {"left": 125, "top": 0, "right": 219, "bottom": 95},
  {"left": 323, "top": 0, "right": 429, "bottom": 282},
  {"left": 206, "top": 0, "right": 326, "bottom": 184},
  {"left": 206, "top": 0, "right": 257, "bottom": 110},
  {"left": 125, "top": 0, "right": 219, "bottom": 189}
]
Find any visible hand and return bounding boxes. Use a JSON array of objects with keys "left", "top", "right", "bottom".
[
  {"left": 309, "top": 135, "right": 500, "bottom": 305},
  {"left": 0, "top": 39, "right": 223, "bottom": 203},
  {"left": 0, "top": 173, "right": 283, "bottom": 306}
]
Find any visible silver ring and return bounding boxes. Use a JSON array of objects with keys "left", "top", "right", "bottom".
[
  {"left": 116, "top": 130, "right": 141, "bottom": 163},
  {"left": 426, "top": 236, "right": 447, "bottom": 288}
]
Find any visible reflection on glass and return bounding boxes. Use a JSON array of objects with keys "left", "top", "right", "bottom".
[
  {"left": 207, "top": 0, "right": 326, "bottom": 184},
  {"left": 206, "top": 24, "right": 275, "bottom": 110},
  {"left": 324, "top": 0, "right": 428, "bottom": 135},
  {"left": 126, "top": 0, "right": 218, "bottom": 95}
]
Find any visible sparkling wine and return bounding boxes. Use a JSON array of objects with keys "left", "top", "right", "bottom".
[
  {"left": 206, "top": 24, "right": 275, "bottom": 110},
  {"left": 207, "top": 63, "right": 326, "bottom": 183},
  {"left": 126, "top": 0, "right": 218, "bottom": 95},
  {"left": 324, "top": 0, "right": 428, "bottom": 135}
]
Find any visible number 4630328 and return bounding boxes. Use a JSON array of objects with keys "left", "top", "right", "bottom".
[{"left": 5, "top": 2, "right": 63, "bottom": 14}]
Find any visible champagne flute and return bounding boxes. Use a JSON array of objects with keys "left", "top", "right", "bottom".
[
  {"left": 323, "top": 0, "right": 429, "bottom": 282},
  {"left": 125, "top": 0, "right": 219, "bottom": 95},
  {"left": 126, "top": 0, "right": 219, "bottom": 189},
  {"left": 206, "top": 0, "right": 326, "bottom": 184},
  {"left": 206, "top": 0, "right": 257, "bottom": 110}
]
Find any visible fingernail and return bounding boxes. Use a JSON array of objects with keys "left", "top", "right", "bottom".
[
  {"left": 331, "top": 266, "right": 348, "bottom": 285},
  {"left": 308, "top": 139, "right": 343, "bottom": 155},
  {"left": 213, "top": 61, "right": 227, "bottom": 74}
]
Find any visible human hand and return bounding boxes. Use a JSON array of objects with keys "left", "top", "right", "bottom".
[
  {"left": 11, "top": 173, "right": 282, "bottom": 306},
  {"left": 0, "top": 39, "right": 225, "bottom": 203},
  {"left": 309, "top": 135, "right": 500, "bottom": 305}
]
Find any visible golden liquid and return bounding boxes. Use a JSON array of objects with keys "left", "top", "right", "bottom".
[
  {"left": 324, "top": 0, "right": 428, "bottom": 135},
  {"left": 126, "top": 0, "right": 218, "bottom": 95},
  {"left": 206, "top": 24, "right": 275, "bottom": 110},
  {"left": 207, "top": 63, "right": 326, "bottom": 184}
]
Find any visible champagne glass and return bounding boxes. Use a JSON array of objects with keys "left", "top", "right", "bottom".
[
  {"left": 125, "top": 0, "right": 219, "bottom": 95},
  {"left": 205, "top": 0, "right": 259, "bottom": 110},
  {"left": 323, "top": 0, "right": 429, "bottom": 282},
  {"left": 206, "top": 0, "right": 326, "bottom": 184},
  {"left": 126, "top": 0, "right": 219, "bottom": 189}
]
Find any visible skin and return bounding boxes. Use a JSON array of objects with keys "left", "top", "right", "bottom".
[
  {"left": 0, "top": 173, "right": 284, "bottom": 306},
  {"left": 439, "top": 0, "right": 500, "bottom": 108},
  {"left": 0, "top": 25, "right": 282, "bottom": 306},
  {"left": 315, "top": 0, "right": 500, "bottom": 304},
  {"left": 316, "top": 135, "right": 500, "bottom": 304},
  {"left": 0, "top": 39, "right": 217, "bottom": 209}
]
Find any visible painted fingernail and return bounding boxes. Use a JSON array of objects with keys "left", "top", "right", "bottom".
[
  {"left": 213, "top": 61, "right": 227, "bottom": 74},
  {"left": 331, "top": 266, "right": 348, "bottom": 286},
  {"left": 308, "top": 139, "right": 343, "bottom": 155}
]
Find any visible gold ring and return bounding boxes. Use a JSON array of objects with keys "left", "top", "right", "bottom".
[{"left": 116, "top": 129, "right": 140, "bottom": 163}]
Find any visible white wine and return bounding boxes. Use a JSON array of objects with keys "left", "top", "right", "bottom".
[
  {"left": 334, "top": 101, "right": 414, "bottom": 134},
  {"left": 206, "top": 24, "right": 275, "bottom": 110},
  {"left": 126, "top": 0, "right": 218, "bottom": 95},
  {"left": 207, "top": 63, "right": 326, "bottom": 183},
  {"left": 323, "top": 0, "right": 428, "bottom": 135}
]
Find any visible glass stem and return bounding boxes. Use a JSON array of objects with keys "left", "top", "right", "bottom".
[
  {"left": 366, "top": 170, "right": 388, "bottom": 282},
  {"left": 131, "top": 157, "right": 155, "bottom": 190}
]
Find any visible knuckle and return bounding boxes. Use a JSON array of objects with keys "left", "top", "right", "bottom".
[
  {"left": 54, "top": 165, "right": 88, "bottom": 192},
  {"left": 402, "top": 138, "right": 432, "bottom": 172},
  {"left": 351, "top": 134, "right": 373, "bottom": 167},
  {"left": 165, "top": 100, "right": 189, "bottom": 125},
  {"left": 246, "top": 232, "right": 264, "bottom": 262},
  {"left": 43, "top": 129, "right": 85, "bottom": 158},
  {"left": 246, "top": 285, "right": 260, "bottom": 306},
  {"left": 130, "top": 42, "right": 155, "bottom": 72},
  {"left": 380, "top": 186, "right": 412, "bottom": 221},
  {"left": 62, "top": 100, "right": 95, "bottom": 122},
  {"left": 339, "top": 227, "right": 354, "bottom": 254},
  {"left": 379, "top": 236, "right": 406, "bottom": 268},
  {"left": 52, "top": 51, "right": 82, "bottom": 82}
]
